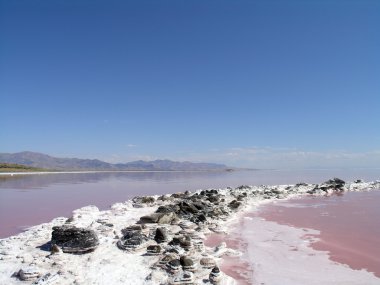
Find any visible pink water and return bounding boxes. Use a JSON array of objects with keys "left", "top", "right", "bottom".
[
  {"left": 204, "top": 209, "right": 261, "bottom": 285},
  {"left": 1, "top": 171, "right": 255, "bottom": 238},
  {"left": 1, "top": 169, "right": 379, "bottom": 238},
  {"left": 204, "top": 230, "right": 253, "bottom": 285},
  {"left": 258, "top": 189, "right": 380, "bottom": 278},
  {"left": 205, "top": 189, "right": 380, "bottom": 284}
]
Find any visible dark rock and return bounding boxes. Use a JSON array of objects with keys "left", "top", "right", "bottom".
[
  {"left": 207, "top": 195, "right": 220, "bottom": 203},
  {"left": 139, "top": 212, "right": 176, "bottom": 224},
  {"left": 180, "top": 256, "right": 192, "bottom": 266},
  {"left": 228, "top": 200, "right": 242, "bottom": 210},
  {"left": 133, "top": 196, "right": 155, "bottom": 204},
  {"left": 50, "top": 244, "right": 61, "bottom": 254},
  {"left": 156, "top": 205, "right": 178, "bottom": 214},
  {"left": 154, "top": 227, "right": 169, "bottom": 243},
  {"left": 167, "top": 259, "right": 181, "bottom": 271},
  {"left": 51, "top": 226, "right": 99, "bottom": 254},
  {"left": 323, "top": 178, "right": 345, "bottom": 190},
  {"left": 65, "top": 217, "right": 74, "bottom": 224},
  {"left": 169, "top": 235, "right": 192, "bottom": 250},
  {"left": 117, "top": 230, "right": 149, "bottom": 251},
  {"left": 17, "top": 267, "right": 40, "bottom": 281},
  {"left": 180, "top": 256, "right": 196, "bottom": 271},
  {"left": 190, "top": 213, "right": 207, "bottom": 224},
  {"left": 270, "top": 189, "right": 281, "bottom": 194},
  {"left": 146, "top": 244, "right": 162, "bottom": 255},
  {"left": 157, "top": 253, "right": 177, "bottom": 266},
  {"left": 211, "top": 266, "right": 220, "bottom": 274},
  {"left": 179, "top": 236, "right": 192, "bottom": 251},
  {"left": 178, "top": 201, "right": 199, "bottom": 214},
  {"left": 192, "top": 202, "right": 206, "bottom": 211},
  {"left": 236, "top": 195, "right": 245, "bottom": 201},
  {"left": 209, "top": 265, "right": 221, "bottom": 284},
  {"left": 169, "top": 237, "right": 182, "bottom": 246},
  {"left": 295, "top": 182, "right": 308, "bottom": 187},
  {"left": 171, "top": 192, "right": 186, "bottom": 199},
  {"left": 121, "top": 224, "right": 146, "bottom": 235},
  {"left": 139, "top": 213, "right": 162, "bottom": 223},
  {"left": 236, "top": 185, "right": 250, "bottom": 190},
  {"left": 193, "top": 239, "right": 205, "bottom": 253}
]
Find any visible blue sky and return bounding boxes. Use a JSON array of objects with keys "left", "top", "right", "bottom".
[{"left": 1, "top": 0, "right": 379, "bottom": 168}]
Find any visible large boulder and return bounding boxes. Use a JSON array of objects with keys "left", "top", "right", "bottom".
[{"left": 51, "top": 226, "right": 99, "bottom": 254}]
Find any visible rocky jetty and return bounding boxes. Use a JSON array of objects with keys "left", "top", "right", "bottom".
[{"left": 1, "top": 178, "right": 380, "bottom": 285}]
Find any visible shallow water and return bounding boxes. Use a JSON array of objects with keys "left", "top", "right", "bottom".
[
  {"left": 258, "top": 190, "right": 380, "bottom": 278},
  {"left": 204, "top": 225, "right": 254, "bottom": 285},
  {"left": 0, "top": 168, "right": 378, "bottom": 238},
  {"left": 205, "top": 190, "right": 380, "bottom": 284}
]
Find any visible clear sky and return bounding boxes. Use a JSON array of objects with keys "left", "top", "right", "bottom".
[{"left": 1, "top": 0, "right": 379, "bottom": 169}]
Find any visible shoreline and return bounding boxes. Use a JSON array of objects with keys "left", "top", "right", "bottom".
[
  {"left": 255, "top": 189, "right": 380, "bottom": 279},
  {"left": 0, "top": 169, "right": 241, "bottom": 176},
  {"left": 1, "top": 179, "right": 380, "bottom": 284}
]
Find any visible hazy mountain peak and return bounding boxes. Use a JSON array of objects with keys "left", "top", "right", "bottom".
[{"left": 0, "top": 151, "right": 230, "bottom": 171}]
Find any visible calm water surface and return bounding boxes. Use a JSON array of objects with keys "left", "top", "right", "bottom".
[
  {"left": 259, "top": 190, "right": 380, "bottom": 278},
  {"left": 205, "top": 189, "right": 380, "bottom": 284},
  {"left": 0, "top": 169, "right": 379, "bottom": 238}
]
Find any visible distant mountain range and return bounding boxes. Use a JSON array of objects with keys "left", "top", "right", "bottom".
[{"left": 0, "top": 151, "right": 232, "bottom": 171}]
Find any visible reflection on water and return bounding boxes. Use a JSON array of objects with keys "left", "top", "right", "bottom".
[
  {"left": 0, "top": 171, "right": 231, "bottom": 190},
  {"left": 0, "top": 168, "right": 379, "bottom": 238}
]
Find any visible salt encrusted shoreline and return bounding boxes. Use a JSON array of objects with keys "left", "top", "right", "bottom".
[{"left": 0, "top": 179, "right": 379, "bottom": 285}]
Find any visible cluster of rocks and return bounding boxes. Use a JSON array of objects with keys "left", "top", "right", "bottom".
[
  {"left": 10, "top": 177, "right": 380, "bottom": 284},
  {"left": 113, "top": 188, "right": 245, "bottom": 284},
  {"left": 110, "top": 178, "right": 360, "bottom": 284}
]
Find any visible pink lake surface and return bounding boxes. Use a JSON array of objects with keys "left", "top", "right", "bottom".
[
  {"left": 1, "top": 168, "right": 379, "bottom": 238},
  {"left": 205, "top": 189, "right": 380, "bottom": 284},
  {"left": 258, "top": 189, "right": 380, "bottom": 278},
  {"left": 0, "top": 170, "right": 261, "bottom": 238}
]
